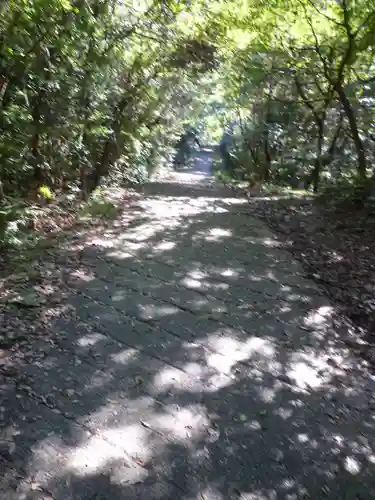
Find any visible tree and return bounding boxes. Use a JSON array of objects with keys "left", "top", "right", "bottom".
[
  {"left": 215, "top": 0, "right": 375, "bottom": 194},
  {"left": 0, "top": 0, "right": 219, "bottom": 202}
]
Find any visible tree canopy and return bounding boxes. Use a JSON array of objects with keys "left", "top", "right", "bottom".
[
  {"left": 1, "top": 0, "right": 375, "bottom": 209},
  {"left": 216, "top": 0, "right": 375, "bottom": 193}
]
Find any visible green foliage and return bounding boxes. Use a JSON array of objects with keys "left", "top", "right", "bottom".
[
  {"left": 0, "top": 0, "right": 220, "bottom": 202},
  {"left": 212, "top": 0, "right": 375, "bottom": 197},
  {"left": 214, "top": 170, "right": 237, "bottom": 186},
  {"left": 108, "top": 158, "right": 149, "bottom": 187},
  {"left": 1, "top": 0, "right": 375, "bottom": 215},
  {"left": 80, "top": 188, "right": 119, "bottom": 220},
  {"left": 38, "top": 185, "right": 53, "bottom": 200},
  {"left": 317, "top": 179, "right": 375, "bottom": 211},
  {"left": 261, "top": 184, "right": 311, "bottom": 197},
  {"left": 0, "top": 203, "right": 40, "bottom": 249}
]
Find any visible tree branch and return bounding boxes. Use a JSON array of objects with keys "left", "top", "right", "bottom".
[
  {"left": 306, "top": 0, "right": 345, "bottom": 28},
  {"left": 353, "top": 11, "right": 375, "bottom": 38},
  {"left": 304, "top": 11, "right": 333, "bottom": 83},
  {"left": 336, "top": 0, "right": 355, "bottom": 84}
]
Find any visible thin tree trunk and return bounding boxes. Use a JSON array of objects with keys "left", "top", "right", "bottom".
[
  {"left": 335, "top": 82, "right": 367, "bottom": 181},
  {"left": 0, "top": 178, "right": 4, "bottom": 203},
  {"left": 86, "top": 140, "right": 114, "bottom": 194},
  {"left": 88, "top": 92, "right": 130, "bottom": 194},
  {"left": 263, "top": 133, "right": 271, "bottom": 183},
  {"left": 311, "top": 118, "right": 324, "bottom": 193},
  {"left": 28, "top": 52, "right": 50, "bottom": 200}
]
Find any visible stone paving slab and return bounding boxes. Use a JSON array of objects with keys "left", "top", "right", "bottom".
[{"left": 2, "top": 152, "right": 375, "bottom": 499}]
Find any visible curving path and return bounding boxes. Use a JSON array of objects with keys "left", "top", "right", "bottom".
[{"left": 2, "top": 150, "right": 375, "bottom": 499}]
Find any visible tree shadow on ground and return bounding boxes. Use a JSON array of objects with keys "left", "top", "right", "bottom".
[
  {"left": 246, "top": 192, "right": 375, "bottom": 348},
  {"left": 1, "top": 181, "right": 375, "bottom": 499}
]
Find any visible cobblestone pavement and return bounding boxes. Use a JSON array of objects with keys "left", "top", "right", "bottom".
[{"left": 2, "top": 151, "right": 375, "bottom": 499}]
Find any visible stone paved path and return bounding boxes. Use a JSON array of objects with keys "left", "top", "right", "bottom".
[{"left": 2, "top": 150, "right": 375, "bottom": 499}]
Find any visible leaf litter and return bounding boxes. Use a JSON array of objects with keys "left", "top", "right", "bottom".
[{"left": 247, "top": 193, "right": 375, "bottom": 363}]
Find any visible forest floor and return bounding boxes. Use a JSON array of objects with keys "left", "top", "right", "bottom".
[
  {"left": 247, "top": 192, "right": 375, "bottom": 356},
  {"left": 1, "top": 153, "right": 375, "bottom": 498}
]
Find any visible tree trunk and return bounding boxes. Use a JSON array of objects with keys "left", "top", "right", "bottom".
[
  {"left": 311, "top": 118, "right": 324, "bottom": 193},
  {"left": 263, "top": 130, "right": 271, "bottom": 183},
  {"left": 0, "top": 178, "right": 4, "bottom": 203},
  {"left": 86, "top": 140, "right": 114, "bottom": 195},
  {"left": 335, "top": 82, "right": 367, "bottom": 181},
  {"left": 86, "top": 92, "right": 130, "bottom": 195},
  {"left": 0, "top": 75, "right": 9, "bottom": 106}
]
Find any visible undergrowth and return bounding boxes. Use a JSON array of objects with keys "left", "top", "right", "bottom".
[
  {"left": 79, "top": 188, "right": 120, "bottom": 220},
  {"left": 0, "top": 187, "right": 122, "bottom": 277}
]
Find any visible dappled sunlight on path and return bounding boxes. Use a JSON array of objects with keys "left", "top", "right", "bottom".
[{"left": 2, "top": 152, "right": 375, "bottom": 499}]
